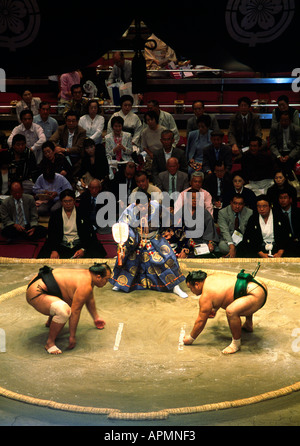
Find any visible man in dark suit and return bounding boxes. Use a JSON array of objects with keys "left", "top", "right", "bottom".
[
  {"left": 228, "top": 96, "right": 263, "bottom": 153},
  {"left": 202, "top": 130, "right": 232, "bottom": 175},
  {"left": 39, "top": 189, "right": 106, "bottom": 259},
  {"left": 269, "top": 112, "right": 300, "bottom": 180},
  {"left": 156, "top": 157, "right": 190, "bottom": 194},
  {"left": 236, "top": 194, "right": 292, "bottom": 258},
  {"left": 78, "top": 178, "right": 104, "bottom": 232},
  {"left": 151, "top": 130, "right": 188, "bottom": 183},
  {"left": 277, "top": 189, "right": 300, "bottom": 257},
  {"left": 202, "top": 161, "right": 232, "bottom": 222},
  {"left": 0, "top": 181, "right": 47, "bottom": 241}
]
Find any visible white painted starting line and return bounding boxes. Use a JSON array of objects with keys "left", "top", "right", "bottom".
[
  {"left": 113, "top": 323, "right": 124, "bottom": 350},
  {"left": 178, "top": 324, "right": 186, "bottom": 350}
]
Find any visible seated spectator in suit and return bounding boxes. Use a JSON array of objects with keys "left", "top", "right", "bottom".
[
  {"left": 37, "top": 141, "right": 72, "bottom": 182},
  {"left": 0, "top": 181, "right": 47, "bottom": 241},
  {"left": 271, "top": 95, "right": 299, "bottom": 127},
  {"left": 228, "top": 96, "right": 263, "bottom": 159},
  {"left": 105, "top": 116, "right": 133, "bottom": 173},
  {"left": 63, "top": 84, "right": 89, "bottom": 118},
  {"left": 269, "top": 111, "right": 300, "bottom": 180},
  {"left": 267, "top": 169, "right": 298, "bottom": 210},
  {"left": 8, "top": 109, "right": 46, "bottom": 164},
  {"left": 33, "top": 101, "right": 59, "bottom": 140},
  {"left": 131, "top": 170, "right": 162, "bottom": 203},
  {"left": 277, "top": 189, "right": 300, "bottom": 257},
  {"left": 241, "top": 136, "right": 276, "bottom": 195},
  {"left": 109, "top": 161, "right": 137, "bottom": 215},
  {"left": 0, "top": 150, "right": 10, "bottom": 195},
  {"left": 39, "top": 189, "right": 106, "bottom": 259},
  {"left": 174, "top": 171, "right": 213, "bottom": 217},
  {"left": 16, "top": 89, "right": 41, "bottom": 122},
  {"left": 146, "top": 99, "right": 180, "bottom": 146},
  {"left": 217, "top": 194, "right": 253, "bottom": 257},
  {"left": 7, "top": 134, "right": 39, "bottom": 194},
  {"left": 107, "top": 95, "right": 142, "bottom": 152},
  {"left": 156, "top": 157, "right": 189, "bottom": 194},
  {"left": 186, "top": 100, "right": 220, "bottom": 137},
  {"left": 203, "top": 161, "right": 232, "bottom": 221},
  {"left": 32, "top": 165, "right": 72, "bottom": 216},
  {"left": 78, "top": 138, "right": 109, "bottom": 189},
  {"left": 78, "top": 178, "right": 104, "bottom": 233},
  {"left": 186, "top": 115, "right": 212, "bottom": 175},
  {"left": 171, "top": 189, "right": 219, "bottom": 259},
  {"left": 236, "top": 194, "right": 292, "bottom": 258},
  {"left": 151, "top": 130, "right": 188, "bottom": 184},
  {"left": 79, "top": 99, "right": 105, "bottom": 145},
  {"left": 202, "top": 131, "right": 232, "bottom": 175},
  {"left": 50, "top": 111, "right": 86, "bottom": 177},
  {"left": 223, "top": 170, "right": 257, "bottom": 211},
  {"left": 107, "top": 51, "right": 132, "bottom": 84}
]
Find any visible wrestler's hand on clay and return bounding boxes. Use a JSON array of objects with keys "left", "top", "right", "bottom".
[
  {"left": 183, "top": 335, "right": 194, "bottom": 345},
  {"left": 94, "top": 318, "right": 106, "bottom": 329}
]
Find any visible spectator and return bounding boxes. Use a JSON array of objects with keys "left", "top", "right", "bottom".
[
  {"left": 32, "top": 164, "right": 72, "bottom": 216},
  {"left": 37, "top": 141, "right": 72, "bottom": 182},
  {"left": 107, "top": 51, "right": 132, "bottom": 85},
  {"left": 8, "top": 110, "right": 46, "bottom": 163},
  {"left": 109, "top": 161, "right": 137, "bottom": 214},
  {"left": 228, "top": 96, "right": 263, "bottom": 158},
  {"left": 50, "top": 111, "right": 86, "bottom": 176},
  {"left": 140, "top": 110, "right": 166, "bottom": 176},
  {"left": 236, "top": 194, "right": 291, "bottom": 258},
  {"left": 151, "top": 130, "right": 188, "bottom": 184},
  {"left": 241, "top": 136, "right": 276, "bottom": 195},
  {"left": 33, "top": 101, "right": 58, "bottom": 140},
  {"left": 38, "top": 189, "right": 106, "bottom": 259},
  {"left": 186, "top": 100, "right": 220, "bottom": 136},
  {"left": 272, "top": 95, "right": 299, "bottom": 127},
  {"left": 16, "top": 89, "right": 41, "bottom": 122},
  {"left": 172, "top": 189, "right": 219, "bottom": 259},
  {"left": 156, "top": 157, "right": 189, "bottom": 194},
  {"left": 0, "top": 181, "right": 47, "bottom": 241},
  {"left": 203, "top": 161, "right": 232, "bottom": 222},
  {"left": 186, "top": 115, "right": 212, "bottom": 175},
  {"left": 174, "top": 171, "right": 213, "bottom": 217},
  {"left": 131, "top": 170, "right": 162, "bottom": 203},
  {"left": 146, "top": 99, "right": 180, "bottom": 146},
  {"left": 223, "top": 170, "right": 257, "bottom": 211},
  {"left": 144, "top": 33, "right": 177, "bottom": 71},
  {"left": 202, "top": 131, "right": 232, "bottom": 175},
  {"left": 7, "top": 134, "right": 38, "bottom": 194},
  {"left": 0, "top": 150, "right": 10, "bottom": 195},
  {"left": 79, "top": 99, "right": 105, "bottom": 145},
  {"left": 78, "top": 138, "right": 109, "bottom": 188},
  {"left": 277, "top": 189, "right": 300, "bottom": 257},
  {"left": 267, "top": 169, "right": 298, "bottom": 210},
  {"left": 63, "top": 84, "right": 89, "bottom": 118},
  {"left": 217, "top": 194, "right": 253, "bottom": 258},
  {"left": 107, "top": 95, "right": 142, "bottom": 151},
  {"left": 269, "top": 111, "right": 300, "bottom": 180},
  {"left": 59, "top": 71, "right": 81, "bottom": 108},
  {"left": 105, "top": 116, "right": 133, "bottom": 171},
  {"left": 78, "top": 179, "right": 104, "bottom": 233}
]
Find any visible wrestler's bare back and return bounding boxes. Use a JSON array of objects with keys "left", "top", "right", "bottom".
[
  {"left": 26, "top": 268, "right": 93, "bottom": 308},
  {"left": 200, "top": 273, "right": 266, "bottom": 312}
]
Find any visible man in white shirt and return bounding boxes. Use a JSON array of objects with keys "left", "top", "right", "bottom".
[
  {"left": 8, "top": 109, "right": 46, "bottom": 163},
  {"left": 146, "top": 99, "right": 180, "bottom": 146}
]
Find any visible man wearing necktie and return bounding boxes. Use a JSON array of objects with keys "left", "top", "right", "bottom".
[
  {"left": 278, "top": 190, "right": 300, "bottom": 256},
  {"left": 217, "top": 194, "right": 253, "bottom": 257},
  {"left": 0, "top": 181, "right": 47, "bottom": 241}
]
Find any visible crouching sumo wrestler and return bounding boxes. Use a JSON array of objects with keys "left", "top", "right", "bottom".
[
  {"left": 26, "top": 264, "right": 111, "bottom": 354},
  {"left": 183, "top": 266, "right": 267, "bottom": 354}
]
